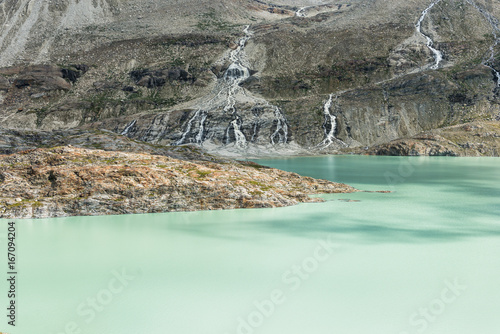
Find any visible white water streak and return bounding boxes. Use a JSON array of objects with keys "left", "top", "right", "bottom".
[
  {"left": 296, "top": 6, "right": 309, "bottom": 17},
  {"left": 195, "top": 112, "right": 207, "bottom": 143},
  {"left": 317, "top": 94, "right": 347, "bottom": 149},
  {"left": 270, "top": 106, "right": 288, "bottom": 145},
  {"left": 251, "top": 122, "right": 259, "bottom": 142},
  {"left": 177, "top": 26, "right": 254, "bottom": 146},
  {"left": 121, "top": 120, "right": 137, "bottom": 135},
  {"left": 416, "top": 0, "right": 443, "bottom": 70},
  {"left": 177, "top": 25, "right": 290, "bottom": 148},
  {"left": 231, "top": 119, "right": 247, "bottom": 147},
  {"left": 176, "top": 109, "right": 207, "bottom": 145},
  {"left": 223, "top": 26, "right": 253, "bottom": 147}
]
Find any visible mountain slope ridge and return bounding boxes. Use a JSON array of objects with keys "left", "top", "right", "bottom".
[{"left": 0, "top": 0, "right": 499, "bottom": 156}]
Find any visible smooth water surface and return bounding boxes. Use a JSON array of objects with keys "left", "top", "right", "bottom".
[{"left": 1, "top": 156, "right": 499, "bottom": 334}]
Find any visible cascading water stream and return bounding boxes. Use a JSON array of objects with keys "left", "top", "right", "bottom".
[
  {"left": 317, "top": 94, "right": 347, "bottom": 149},
  {"left": 195, "top": 111, "right": 208, "bottom": 143},
  {"left": 416, "top": 0, "right": 443, "bottom": 70},
  {"left": 466, "top": 0, "right": 500, "bottom": 86},
  {"left": 230, "top": 118, "right": 247, "bottom": 146},
  {"left": 121, "top": 119, "right": 137, "bottom": 135},
  {"left": 175, "top": 27, "right": 252, "bottom": 146},
  {"left": 222, "top": 28, "right": 252, "bottom": 147},
  {"left": 270, "top": 106, "right": 289, "bottom": 145},
  {"left": 176, "top": 25, "right": 290, "bottom": 148},
  {"left": 295, "top": 6, "right": 309, "bottom": 17},
  {"left": 223, "top": 67, "right": 248, "bottom": 147},
  {"left": 175, "top": 109, "right": 207, "bottom": 145}
]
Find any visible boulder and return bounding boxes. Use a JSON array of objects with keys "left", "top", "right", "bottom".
[
  {"left": 130, "top": 67, "right": 195, "bottom": 88},
  {"left": 12, "top": 65, "right": 72, "bottom": 91},
  {"left": 0, "top": 76, "right": 11, "bottom": 91}
]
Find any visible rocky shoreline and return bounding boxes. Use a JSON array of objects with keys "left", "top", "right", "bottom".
[
  {"left": 0, "top": 146, "right": 356, "bottom": 219},
  {"left": 345, "top": 121, "right": 500, "bottom": 157}
]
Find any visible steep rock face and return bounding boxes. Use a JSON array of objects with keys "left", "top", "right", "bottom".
[
  {"left": 0, "top": 146, "right": 356, "bottom": 218},
  {"left": 0, "top": 0, "right": 500, "bottom": 156},
  {"left": 351, "top": 121, "right": 500, "bottom": 156}
]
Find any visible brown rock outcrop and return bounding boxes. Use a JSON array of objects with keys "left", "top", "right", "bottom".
[
  {"left": 13, "top": 65, "right": 72, "bottom": 91},
  {"left": 0, "top": 147, "right": 356, "bottom": 219}
]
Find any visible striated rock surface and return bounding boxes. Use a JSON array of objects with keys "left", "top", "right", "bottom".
[
  {"left": 349, "top": 121, "right": 500, "bottom": 156},
  {"left": 0, "top": 146, "right": 356, "bottom": 219},
  {"left": 1, "top": 1, "right": 500, "bottom": 156}
]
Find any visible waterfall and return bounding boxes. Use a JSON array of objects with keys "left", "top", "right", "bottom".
[
  {"left": 176, "top": 26, "right": 254, "bottom": 147},
  {"left": 251, "top": 122, "right": 259, "bottom": 142},
  {"left": 416, "top": 0, "right": 443, "bottom": 70},
  {"left": 175, "top": 24, "right": 291, "bottom": 149},
  {"left": 295, "top": 7, "right": 309, "bottom": 17},
  {"left": 176, "top": 109, "right": 207, "bottom": 145},
  {"left": 466, "top": 0, "right": 500, "bottom": 86},
  {"left": 121, "top": 119, "right": 137, "bottom": 135},
  {"left": 317, "top": 94, "right": 347, "bottom": 149},
  {"left": 195, "top": 111, "right": 208, "bottom": 143},
  {"left": 222, "top": 26, "right": 253, "bottom": 147},
  {"left": 224, "top": 63, "right": 250, "bottom": 82},
  {"left": 229, "top": 25, "right": 252, "bottom": 64},
  {"left": 231, "top": 118, "right": 247, "bottom": 147},
  {"left": 223, "top": 62, "right": 249, "bottom": 147},
  {"left": 322, "top": 94, "right": 336, "bottom": 143},
  {"left": 270, "top": 106, "right": 289, "bottom": 145}
]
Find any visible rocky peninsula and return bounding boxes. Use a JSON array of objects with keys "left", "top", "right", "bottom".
[{"left": 0, "top": 146, "right": 356, "bottom": 219}]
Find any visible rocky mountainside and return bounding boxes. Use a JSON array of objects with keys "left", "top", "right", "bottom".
[
  {"left": 350, "top": 121, "right": 500, "bottom": 156},
  {"left": 0, "top": 0, "right": 500, "bottom": 156},
  {"left": 0, "top": 146, "right": 356, "bottom": 218},
  {"left": 0, "top": 127, "right": 233, "bottom": 161}
]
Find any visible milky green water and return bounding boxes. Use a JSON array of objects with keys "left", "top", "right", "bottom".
[{"left": 1, "top": 156, "right": 499, "bottom": 334}]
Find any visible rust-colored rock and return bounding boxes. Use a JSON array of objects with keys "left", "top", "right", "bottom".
[{"left": 0, "top": 147, "right": 356, "bottom": 219}]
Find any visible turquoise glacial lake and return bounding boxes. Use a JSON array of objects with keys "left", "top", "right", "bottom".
[{"left": 1, "top": 156, "right": 499, "bottom": 334}]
